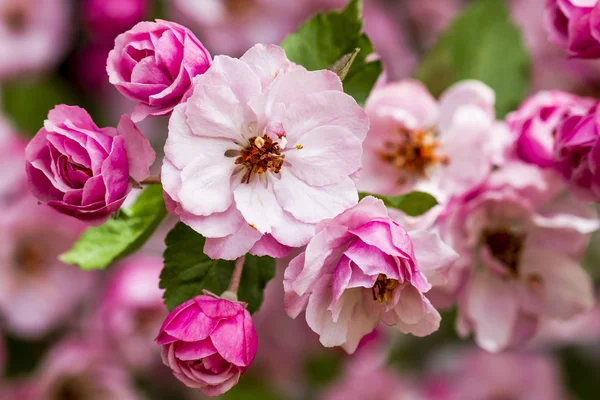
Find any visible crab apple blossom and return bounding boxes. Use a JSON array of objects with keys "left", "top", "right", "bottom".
[
  {"left": 545, "top": 0, "right": 600, "bottom": 58},
  {"left": 156, "top": 294, "right": 258, "bottom": 397},
  {"left": 437, "top": 161, "right": 598, "bottom": 352},
  {"left": 89, "top": 255, "right": 167, "bottom": 370},
  {"left": 0, "top": 0, "right": 70, "bottom": 79},
  {"left": 107, "top": 19, "right": 212, "bottom": 122},
  {"left": 554, "top": 102, "right": 600, "bottom": 201},
  {"left": 283, "top": 196, "right": 458, "bottom": 353},
  {"left": 0, "top": 196, "right": 92, "bottom": 338},
  {"left": 358, "top": 79, "right": 507, "bottom": 202},
  {"left": 507, "top": 90, "right": 593, "bottom": 168},
  {"left": 162, "top": 44, "right": 368, "bottom": 260},
  {"left": 25, "top": 105, "right": 155, "bottom": 225}
]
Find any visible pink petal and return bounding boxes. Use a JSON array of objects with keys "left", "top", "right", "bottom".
[{"left": 117, "top": 115, "right": 156, "bottom": 181}]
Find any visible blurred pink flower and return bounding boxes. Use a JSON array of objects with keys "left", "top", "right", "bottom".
[
  {"left": 83, "top": 0, "right": 148, "bottom": 42},
  {"left": 358, "top": 79, "right": 504, "bottom": 202},
  {"left": 25, "top": 105, "right": 155, "bottom": 225},
  {"left": 406, "top": 0, "right": 462, "bottom": 48},
  {"left": 156, "top": 294, "right": 258, "bottom": 397},
  {"left": 284, "top": 196, "right": 457, "bottom": 353},
  {"left": 0, "top": 0, "right": 71, "bottom": 79},
  {"left": 507, "top": 90, "right": 593, "bottom": 168},
  {"left": 89, "top": 255, "right": 167, "bottom": 370},
  {"left": 0, "top": 115, "right": 28, "bottom": 206},
  {"left": 426, "top": 350, "right": 565, "bottom": 400},
  {"left": 0, "top": 197, "right": 92, "bottom": 338},
  {"left": 554, "top": 102, "right": 600, "bottom": 201},
  {"left": 75, "top": 42, "right": 114, "bottom": 94},
  {"left": 437, "top": 161, "right": 598, "bottom": 352},
  {"left": 545, "top": 0, "right": 600, "bottom": 58},
  {"left": 162, "top": 44, "right": 367, "bottom": 260},
  {"left": 24, "top": 338, "right": 142, "bottom": 400},
  {"left": 107, "top": 19, "right": 212, "bottom": 122}
]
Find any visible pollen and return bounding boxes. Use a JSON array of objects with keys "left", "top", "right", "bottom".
[
  {"left": 235, "top": 135, "right": 285, "bottom": 183},
  {"left": 371, "top": 274, "right": 399, "bottom": 303},
  {"left": 378, "top": 127, "right": 448, "bottom": 184}
]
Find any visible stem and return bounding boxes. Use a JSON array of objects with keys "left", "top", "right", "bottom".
[
  {"left": 227, "top": 256, "right": 245, "bottom": 294},
  {"left": 140, "top": 176, "right": 161, "bottom": 185}
]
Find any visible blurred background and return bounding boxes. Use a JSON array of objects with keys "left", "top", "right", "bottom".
[{"left": 1, "top": 0, "right": 600, "bottom": 399}]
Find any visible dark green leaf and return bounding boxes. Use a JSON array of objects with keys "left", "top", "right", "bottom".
[
  {"left": 2, "top": 77, "right": 80, "bottom": 137},
  {"left": 60, "top": 185, "right": 167, "bottom": 270},
  {"left": 359, "top": 191, "right": 438, "bottom": 217},
  {"left": 160, "top": 223, "right": 276, "bottom": 312},
  {"left": 280, "top": 0, "right": 382, "bottom": 105},
  {"left": 414, "top": 0, "right": 530, "bottom": 117}
]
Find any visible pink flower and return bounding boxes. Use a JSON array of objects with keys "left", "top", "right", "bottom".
[
  {"left": 25, "top": 105, "right": 155, "bottom": 225},
  {"left": 554, "top": 102, "right": 600, "bottom": 201},
  {"left": 358, "top": 79, "right": 505, "bottom": 201},
  {"left": 0, "top": 0, "right": 70, "bottom": 79},
  {"left": 26, "top": 338, "right": 142, "bottom": 400},
  {"left": 428, "top": 350, "right": 565, "bottom": 400},
  {"left": 545, "top": 0, "right": 600, "bottom": 58},
  {"left": 283, "top": 196, "right": 458, "bottom": 353},
  {"left": 437, "top": 161, "right": 598, "bottom": 352},
  {"left": 107, "top": 19, "right": 212, "bottom": 122},
  {"left": 0, "top": 196, "right": 92, "bottom": 338},
  {"left": 89, "top": 255, "right": 167, "bottom": 370},
  {"left": 83, "top": 0, "right": 148, "bottom": 42},
  {"left": 156, "top": 294, "right": 258, "bottom": 396},
  {"left": 0, "top": 115, "right": 28, "bottom": 206},
  {"left": 507, "top": 90, "right": 593, "bottom": 168},
  {"left": 162, "top": 44, "right": 368, "bottom": 260}
]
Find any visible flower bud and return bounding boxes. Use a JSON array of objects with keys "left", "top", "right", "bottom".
[
  {"left": 156, "top": 294, "right": 258, "bottom": 397},
  {"left": 545, "top": 0, "right": 600, "bottom": 58}
]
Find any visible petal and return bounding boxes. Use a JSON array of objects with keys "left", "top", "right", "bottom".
[
  {"left": 250, "top": 234, "right": 292, "bottom": 258},
  {"left": 438, "top": 80, "right": 496, "bottom": 132},
  {"left": 117, "top": 115, "right": 156, "bottom": 181},
  {"left": 239, "top": 44, "right": 296, "bottom": 90},
  {"left": 233, "top": 176, "right": 281, "bottom": 234},
  {"left": 283, "top": 252, "right": 311, "bottom": 318},
  {"left": 175, "top": 340, "right": 217, "bottom": 361},
  {"left": 204, "top": 223, "right": 262, "bottom": 260},
  {"left": 408, "top": 230, "right": 458, "bottom": 286}
]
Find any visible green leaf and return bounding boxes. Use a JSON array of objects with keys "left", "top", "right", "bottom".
[
  {"left": 414, "top": 0, "right": 530, "bottom": 117},
  {"left": 2, "top": 77, "right": 80, "bottom": 137},
  {"left": 359, "top": 191, "right": 438, "bottom": 217},
  {"left": 160, "top": 223, "right": 276, "bottom": 312},
  {"left": 280, "top": 0, "right": 381, "bottom": 105},
  {"left": 60, "top": 185, "right": 167, "bottom": 270}
]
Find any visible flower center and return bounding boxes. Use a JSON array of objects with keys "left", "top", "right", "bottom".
[
  {"left": 51, "top": 375, "right": 103, "bottom": 400},
  {"left": 225, "top": 0, "right": 255, "bottom": 17},
  {"left": 2, "top": 2, "right": 28, "bottom": 33},
  {"left": 378, "top": 127, "right": 447, "bottom": 184},
  {"left": 235, "top": 135, "right": 285, "bottom": 184},
  {"left": 371, "top": 274, "right": 399, "bottom": 303},
  {"left": 482, "top": 228, "right": 525, "bottom": 276},
  {"left": 15, "top": 241, "right": 44, "bottom": 275},
  {"left": 70, "top": 163, "right": 93, "bottom": 177}
]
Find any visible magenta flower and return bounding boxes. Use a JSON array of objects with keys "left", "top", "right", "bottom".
[
  {"left": 283, "top": 196, "right": 458, "bottom": 353},
  {"left": 89, "top": 255, "right": 166, "bottom": 370},
  {"left": 25, "top": 105, "right": 155, "bottom": 225},
  {"left": 162, "top": 44, "right": 368, "bottom": 260},
  {"left": 358, "top": 79, "right": 505, "bottom": 201},
  {"left": 554, "top": 103, "right": 600, "bottom": 201},
  {"left": 0, "top": 0, "right": 70, "bottom": 79},
  {"left": 83, "top": 0, "right": 148, "bottom": 42},
  {"left": 545, "top": 0, "right": 600, "bottom": 58},
  {"left": 156, "top": 294, "right": 258, "bottom": 397},
  {"left": 437, "top": 161, "right": 598, "bottom": 352},
  {"left": 107, "top": 19, "right": 211, "bottom": 122},
  {"left": 0, "top": 196, "right": 92, "bottom": 338},
  {"left": 508, "top": 90, "right": 593, "bottom": 168}
]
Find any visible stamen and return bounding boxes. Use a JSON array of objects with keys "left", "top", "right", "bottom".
[
  {"left": 371, "top": 274, "right": 399, "bottom": 303},
  {"left": 482, "top": 228, "right": 525, "bottom": 276},
  {"left": 235, "top": 135, "right": 285, "bottom": 184}
]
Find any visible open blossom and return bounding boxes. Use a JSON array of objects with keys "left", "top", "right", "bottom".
[
  {"left": 0, "top": 196, "right": 92, "bottom": 338},
  {"left": 545, "top": 0, "right": 600, "bottom": 58},
  {"left": 25, "top": 105, "right": 155, "bottom": 225},
  {"left": 507, "top": 90, "right": 593, "bottom": 168},
  {"left": 358, "top": 79, "right": 506, "bottom": 201},
  {"left": 0, "top": 0, "right": 70, "bottom": 79},
  {"left": 90, "top": 255, "right": 166, "bottom": 370},
  {"left": 83, "top": 0, "right": 147, "bottom": 42},
  {"left": 437, "top": 161, "right": 598, "bottom": 352},
  {"left": 283, "top": 196, "right": 458, "bottom": 353},
  {"left": 156, "top": 294, "right": 258, "bottom": 397},
  {"left": 107, "top": 19, "right": 211, "bottom": 122},
  {"left": 554, "top": 102, "right": 600, "bottom": 201},
  {"left": 163, "top": 44, "right": 368, "bottom": 260}
]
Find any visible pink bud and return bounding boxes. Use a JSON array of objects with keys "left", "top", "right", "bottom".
[
  {"left": 545, "top": 0, "right": 600, "bottom": 58},
  {"left": 156, "top": 294, "right": 258, "bottom": 397}
]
